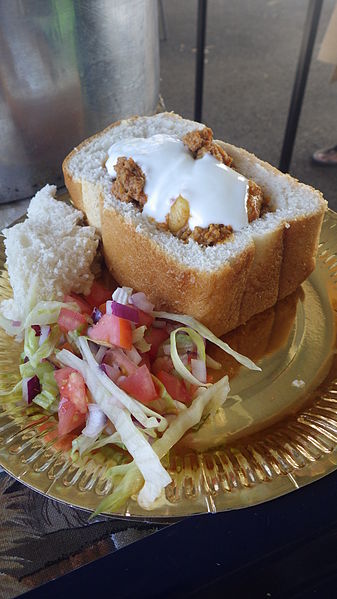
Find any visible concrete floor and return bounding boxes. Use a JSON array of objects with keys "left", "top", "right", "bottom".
[{"left": 160, "top": 0, "right": 337, "bottom": 210}]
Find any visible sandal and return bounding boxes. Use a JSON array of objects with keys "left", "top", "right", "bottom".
[{"left": 312, "top": 144, "right": 337, "bottom": 166}]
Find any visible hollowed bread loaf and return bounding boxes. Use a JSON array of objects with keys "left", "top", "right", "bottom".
[{"left": 63, "top": 113, "right": 327, "bottom": 336}]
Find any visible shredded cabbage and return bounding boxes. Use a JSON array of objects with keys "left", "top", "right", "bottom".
[
  {"left": 153, "top": 311, "right": 261, "bottom": 371},
  {"left": 33, "top": 391, "right": 58, "bottom": 412},
  {"left": 24, "top": 300, "right": 80, "bottom": 329},
  {"left": 151, "top": 376, "right": 230, "bottom": 461},
  {"left": 57, "top": 344, "right": 172, "bottom": 507},
  {"left": 78, "top": 337, "right": 167, "bottom": 431},
  {"left": 112, "top": 286, "right": 132, "bottom": 305},
  {"left": 150, "top": 375, "right": 178, "bottom": 415},
  {"left": 92, "top": 463, "right": 143, "bottom": 516},
  {"left": 132, "top": 325, "right": 151, "bottom": 352},
  {"left": 0, "top": 314, "right": 24, "bottom": 339},
  {"left": 24, "top": 325, "right": 60, "bottom": 369},
  {"left": 71, "top": 431, "right": 122, "bottom": 458},
  {"left": 170, "top": 326, "right": 209, "bottom": 387},
  {"left": 93, "top": 374, "right": 230, "bottom": 513}
]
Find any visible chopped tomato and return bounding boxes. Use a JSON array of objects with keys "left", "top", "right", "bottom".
[
  {"left": 157, "top": 370, "right": 191, "bottom": 404},
  {"left": 54, "top": 368, "right": 87, "bottom": 414},
  {"left": 104, "top": 348, "right": 138, "bottom": 375},
  {"left": 85, "top": 281, "right": 112, "bottom": 308},
  {"left": 119, "top": 364, "right": 157, "bottom": 404},
  {"left": 64, "top": 294, "right": 91, "bottom": 314},
  {"left": 58, "top": 307, "right": 87, "bottom": 333},
  {"left": 137, "top": 309, "right": 154, "bottom": 328},
  {"left": 145, "top": 327, "right": 169, "bottom": 359},
  {"left": 89, "top": 314, "right": 132, "bottom": 350},
  {"left": 54, "top": 366, "right": 76, "bottom": 388},
  {"left": 58, "top": 397, "right": 86, "bottom": 436},
  {"left": 152, "top": 356, "right": 174, "bottom": 376}
]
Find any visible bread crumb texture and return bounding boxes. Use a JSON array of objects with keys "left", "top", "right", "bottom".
[{"left": 1, "top": 185, "right": 98, "bottom": 322}]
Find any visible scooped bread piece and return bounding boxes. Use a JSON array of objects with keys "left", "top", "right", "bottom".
[
  {"left": 1, "top": 185, "right": 99, "bottom": 324},
  {"left": 63, "top": 113, "right": 327, "bottom": 336}
]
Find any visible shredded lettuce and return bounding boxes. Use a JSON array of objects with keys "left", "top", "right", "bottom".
[
  {"left": 92, "top": 463, "right": 143, "bottom": 516},
  {"left": 24, "top": 327, "right": 39, "bottom": 361},
  {"left": 78, "top": 338, "right": 167, "bottom": 431},
  {"left": 170, "top": 327, "right": 209, "bottom": 387},
  {"left": 132, "top": 325, "right": 151, "bottom": 352},
  {"left": 24, "top": 300, "right": 80, "bottom": 329},
  {"left": 151, "top": 375, "right": 178, "bottom": 415},
  {"left": 151, "top": 376, "right": 230, "bottom": 462},
  {"left": 20, "top": 356, "right": 54, "bottom": 380},
  {"left": 57, "top": 343, "right": 172, "bottom": 507},
  {"left": 153, "top": 311, "right": 261, "bottom": 371},
  {"left": 33, "top": 366, "right": 59, "bottom": 411},
  {"left": 33, "top": 391, "right": 58, "bottom": 412},
  {"left": 24, "top": 325, "right": 60, "bottom": 369},
  {"left": 175, "top": 332, "right": 195, "bottom": 351},
  {"left": 19, "top": 345, "right": 59, "bottom": 411},
  {"left": 0, "top": 314, "right": 24, "bottom": 339},
  {"left": 71, "top": 434, "right": 97, "bottom": 458},
  {"left": 93, "top": 375, "right": 230, "bottom": 513},
  {"left": 72, "top": 431, "right": 123, "bottom": 459}
]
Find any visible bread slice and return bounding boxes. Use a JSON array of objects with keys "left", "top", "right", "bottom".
[
  {"left": 63, "top": 112, "right": 327, "bottom": 336},
  {"left": 1, "top": 185, "right": 98, "bottom": 324}
]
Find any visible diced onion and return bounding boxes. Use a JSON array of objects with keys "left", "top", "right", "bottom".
[
  {"left": 180, "top": 353, "right": 189, "bottom": 366},
  {"left": 39, "top": 325, "right": 51, "bottom": 347},
  {"left": 95, "top": 346, "right": 107, "bottom": 364},
  {"left": 82, "top": 404, "right": 107, "bottom": 438},
  {"left": 112, "top": 287, "right": 132, "bottom": 305},
  {"left": 129, "top": 292, "right": 154, "bottom": 314},
  {"left": 126, "top": 346, "right": 142, "bottom": 365},
  {"left": 22, "top": 375, "right": 41, "bottom": 404},
  {"left": 100, "top": 363, "right": 120, "bottom": 382},
  {"left": 163, "top": 344, "right": 171, "bottom": 356},
  {"left": 91, "top": 307, "right": 102, "bottom": 324},
  {"left": 106, "top": 301, "right": 139, "bottom": 323},
  {"left": 191, "top": 358, "right": 207, "bottom": 383}
]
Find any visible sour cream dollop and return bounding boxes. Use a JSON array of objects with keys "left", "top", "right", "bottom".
[{"left": 106, "top": 134, "right": 249, "bottom": 231}]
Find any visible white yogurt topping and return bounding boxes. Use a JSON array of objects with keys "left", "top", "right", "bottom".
[{"left": 106, "top": 134, "right": 249, "bottom": 231}]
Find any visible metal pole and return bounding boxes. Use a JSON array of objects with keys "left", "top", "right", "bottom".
[
  {"left": 194, "top": 0, "right": 208, "bottom": 123},
  {"left": 279, "top": 0, "right": 323, "bottom": 173}
]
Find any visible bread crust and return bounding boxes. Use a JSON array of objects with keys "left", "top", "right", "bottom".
[
  {"left": 278, "top": 211, "right": 324, "bottom": 299},
  {"left": 63, "top": 113, "right": 327, "bottom": 336},
  {"left": 101, "top": 203, "right": 255, "bottom": 335}
]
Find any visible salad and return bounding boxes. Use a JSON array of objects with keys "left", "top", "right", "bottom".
[{"left": 1, "top": 281, "right": 260, "bottom": 513}]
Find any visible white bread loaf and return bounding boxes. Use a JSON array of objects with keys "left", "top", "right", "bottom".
[
  {"left": 1, "top": 185, "right": 98, "bottom": 324},
  {"left": 63, "top": 113, "right": 327, "bottom": 335}
]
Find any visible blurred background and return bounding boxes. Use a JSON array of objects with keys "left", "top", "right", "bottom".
[{"left": 159, "top": 0, "right": 337, "bottom": 209}]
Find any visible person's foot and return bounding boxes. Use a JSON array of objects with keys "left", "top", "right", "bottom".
[{"left": 312, "top": 145, "right": 337, "bottom": 166}]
